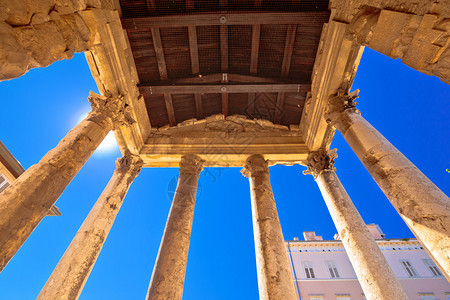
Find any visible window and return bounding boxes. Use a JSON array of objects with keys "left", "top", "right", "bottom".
[
  {"left": 326, "top": 260, "right": 340, "bottom": 278},
  {"left": 444, "top": 293, "right": 450, "bottom": 300},
  {"left": 302, "top": 261, "right": 315, "bottom": 279},
  {"left": 400, "top": 260, "right": 418, "bottom": 277},
  {"left": 419, "top": 293, "right": 435, "bottom": 300},
  {"left": 0, "top": 174, "right": 11, "bottom": 194},
  {"left": 336, "top": 294, "right": 351, "bottom": 300},
  {"left": 423, "top": 259, "right": 443, "bottom": 277},
  {"left": 309, "top": 295, "right": 324, "bottom": 300}
]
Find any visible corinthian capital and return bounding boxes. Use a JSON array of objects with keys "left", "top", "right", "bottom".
[
  {"left": 88, "top": 91, "right": 136, "bottom": 129},
  {"left": 179, "top": 155, "right": 204, "bottom": 175},
  {"left": 304, "top": 149, "right": 338, "bottom": 179},
  {"left": 115, "top": 154, "right": 144, "bottom": 178},
  {"left": 325, "top": 89, "right": 360, "bottom": 117},
  {"left": 241, "top": 154, "right": 269, "bottom": 178}
]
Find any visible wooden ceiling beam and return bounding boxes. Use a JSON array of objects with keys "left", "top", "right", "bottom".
[
  {"left": 188, "top": 25, "right": 203, "bottom": 119},
  {"left": 247, "top": 24, "right": 261, "bottom": 116},
  {"left": 156, "top": 73, "right": 296, "bottom": 85},
  {"left": 281, "top": 24, "right": 297, "bottom": 77},
  {"left": 220, "top": 24, "right": 228, "bottom": 117},
  {"left": 122, "top": 12, "right": 330, "bottom": 29},
  {"left": 186, "top": 0, "right": 195, "bottom": 10},
  {"left": 145, "top": 0, "right": 155, "bottom": 14},
  {"left": 151, "top": 27, "right": 176, "bottom": 125},
  {"left": 274, "top": 24, "right": 297, "bottom": 124},
  {"left": 143, "top": 83, "right": 306, "bottom": 94}
]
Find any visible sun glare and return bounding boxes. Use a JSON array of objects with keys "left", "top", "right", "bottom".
[
  {"left": 97, "top": 131, "right": 118, "bottom": 153},
  {"left": 76, "top": 112, "right": 119, "bottom": 154}
]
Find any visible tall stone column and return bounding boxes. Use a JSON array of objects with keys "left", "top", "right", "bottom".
[
  {"left": 0, "top": 91, "right": 134, "bottom": 272},
  {"left": 241, "top": 154, "right": 297, "bottom": 300},
  {"left": 146, "top": 155, "right": 203, "bottom": 300},
  {"left": 37, "top": 154, "right": 143, "bottom": 300},
  {"left": 305, "top": 149, "right": 408, "bottom": 300},
  {"left": 326, "top": 90, "right": 450, "bottom": 279}
]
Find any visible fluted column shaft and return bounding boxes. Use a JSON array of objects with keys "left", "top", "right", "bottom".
[
  {"left": 0, "top": 92, "right": 134, "bottom": 271},
  {"left": 37, "top": 154, "right": 143, "bottom": 300},
  {"left": 146, "top": 155, "right": 203, "bottom": 300},
  {"left": 242, "top": 154, "right": 297, "bottom": 300},
  {"left": 306, "top": 150, "right": 408, "bottom": 300},
  {"left": 326, "top": 90, "right": 450, "bottom": 279}
]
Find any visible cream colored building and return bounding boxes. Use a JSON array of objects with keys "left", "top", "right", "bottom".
[
  {"left": 0, "top": 141, "right": 61, "bottom": 216},
  {"left": 287, "top": 225, "right": 450, "bottom": 300},
  {"left": 0, "top": 0, "right": 448, "bottom": 299}
]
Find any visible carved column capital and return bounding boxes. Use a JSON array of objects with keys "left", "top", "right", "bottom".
[
  {"left": 241, "top": 154, "right": 269, "bottom": 178},
  {"left": 304, "top": 149, "right": 338, "bottom": 179},
  {"left": 325, "top": 89, "right": 360, "bottom": 134},
  {"left": 88, "top": 91, "right": 136, "bottom": 129},
  {"left": 179, "top": 155, "right": 204, "bottom": 175},
  {"left": 115, "top": 154, "right": 144, "bottom": 178}
]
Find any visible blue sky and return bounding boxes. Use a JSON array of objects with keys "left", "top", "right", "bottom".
[{"left": 0, "top": 48, "right": 448, "bottom": 299}]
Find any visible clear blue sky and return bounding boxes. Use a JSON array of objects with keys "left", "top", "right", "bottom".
[{"left": 0, "top": 48, "right": 448, "bottom": 299}]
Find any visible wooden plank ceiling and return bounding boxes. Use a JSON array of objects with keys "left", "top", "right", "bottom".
[{"left": 119, "top": 0, "right": 330, "bottom": 128}]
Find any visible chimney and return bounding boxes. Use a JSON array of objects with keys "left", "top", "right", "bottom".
[
  {"left": 303, "top": 231, "right": 323, "bottom": 241},
  {"left": 366, "top": 224, "right": 385, "bottom": 239},
  {"left": 293, "top": 237, "right": 299, "bottom": 241}
]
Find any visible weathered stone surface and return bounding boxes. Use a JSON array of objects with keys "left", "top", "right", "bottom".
[
  {"left": 306, "top": 150, "right": 409, "bottom": 300},
  {"left": 330, "top": 0, "right": 449, "bottom": 24},
  {"left": 0, "top": 23, "right": 33, "bottom": 80},
  {"left": 37, "top": 154, "right": 143, "bottom": 300},
  {"left": 146, "top": 155, "right": 203, "bottom": 300},
  {"left": 0, "top": 92, "right": 130, "bottom": 271},
  {"left": 326, "top": 91, "right": 450, "bottom": 280},
  {"left": 0, "top": 2, "right": 116, "bottom": 81},
  {"left": 242, "top": 154, "right": 297, "bottom": 300},
  {"left": 342, "top": 3, "right": 450, "bottom": 84}
]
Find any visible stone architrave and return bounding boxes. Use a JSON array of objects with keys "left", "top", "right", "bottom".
[
  {"left": 0, "top": 91, "right": 134, "bottom": 272},
  {"left": 241, "top": 154, "right": 297, "bottom": 300},
  {"left": 37, "top": 154, "right": 143, "bottom": 300},
  {"left": 146, "top": 155, "right": 203, "bottom": 300},
  {"left": 326, "top": 90, "right": 450, "bottom": 279},
  {"left": 305, "top": 149, "right": 408, "bottom": 300}
]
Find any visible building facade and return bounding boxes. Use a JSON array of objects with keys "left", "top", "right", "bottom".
[
  {"left": 0, "top": 141, "right": 61, "bottom": 216},
  {"left": 287, "top": 225, "right": 450, "bottom": 300}
]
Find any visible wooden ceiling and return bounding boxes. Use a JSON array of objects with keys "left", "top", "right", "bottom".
[{"left": 119, "top": 0, "right": 330, "bottom": 128}]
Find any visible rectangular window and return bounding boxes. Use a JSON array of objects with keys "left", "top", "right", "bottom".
[
  {"left": 419, "top": 293, "right": 435, "bottom": 300},
  {"left": 309, "top": 295, "right": 324, "bottom": 300},
  {"left": 302, "top": 261, "right": 315, "bottom": 279},
  {"left": 326, "top": 260, "right": 340, "bottom": 278},
  {"left": 400, "top": 260, "right": 418, "bottom": 277},
  {"left": 423, "top": 259, "right": 443, "bottom": 277},
  {"left": 0, "top": 174, "right": 11, "bottom": 194},
  {"left": 336, "top": 294, "right": 351, "bottom": 300}
]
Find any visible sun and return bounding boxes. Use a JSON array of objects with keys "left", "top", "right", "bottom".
[
  {"left": 96, "top": 131, "right": 119, "bottom": 153},
  {"left": 76, "top": 112, "right": 119, "bottom": 154}
]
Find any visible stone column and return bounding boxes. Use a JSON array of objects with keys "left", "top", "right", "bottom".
[
  {"left": 241, "top": 154, "right": 297, "bottom": 300},
  {"left": 0, "top": 91, "right": 134, "bottom": 271},
  {"left": 37, "top": 154, "right": 143, "bottom": 300},
  {"left": 305, "top": 149, "right": 408, "bottom": 300},
  {"left": 146, "top": 155, "right": 203, "bottom": 300},
  {"left": 326, "top": 90, "right": 450, "bottom": 279}
]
